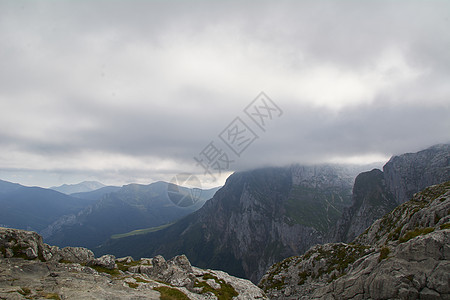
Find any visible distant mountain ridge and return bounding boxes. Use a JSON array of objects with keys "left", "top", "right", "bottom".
[
  {"left": 51, "top": 181, "right": 107, "bottom": 195},
  {"left": 0, "top": 181, "right": 95, "bottom": 232},
  {"left": 44, "top": 181, "right": 220, "bottom": 249},
  {"left": 98, "top": 144, "right": 450, "bottom": 284}
]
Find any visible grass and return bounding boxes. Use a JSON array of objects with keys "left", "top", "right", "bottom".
[
  {"left": 378, "top": 247, "right": 390, "bottom": 262},
  {"left": 284, "top": 185, "right": 348, "bottom": 233},
  {"left": 134, "top": 276, "right": 150, "bottom": 283},
  {"left": 58, "top": 259, "right": 73, "bottom": 264},
  {"left": 154, "top": 286, "right": 190, "bottom": 300},
  {"left": 111, "top": 223, "right": 174, "bottom": 239},
  {"left": 399, "top": 227, "right": 435, "bottom": 243},
  {"left": 17, "top": 287, "right": 31, "bottom": 296},
  {"left": 126, "top": 282, "right": 139, "bottom": 289},
  {"left": 44, "top": 293, "right": 61, "bottom": 300},
  {"left": 440, "top": 223, "right": 450, "bottom": 230},
  {"left": 193, "top": 274, "right": 238, "bottom": 299},
  {"left": 90, "top": 265, "right": 121, "bottom": 277}
]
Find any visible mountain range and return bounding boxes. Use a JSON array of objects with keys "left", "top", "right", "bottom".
[
  {"left": 97, "top": 144, "right": 450, "bottom": 283},
  {"left": 50, "top": 181, "right": 108, "bottom": 195},
  {"left": 0, "top": 179, "right": 219, "bottom": 251},
  {"left": 0, "top": 180, "right": 95, "bottom": 233}
]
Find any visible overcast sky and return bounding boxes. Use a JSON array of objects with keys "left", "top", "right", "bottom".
[{"left": 0, "top": 1, "right": 449, "bottom": 188}]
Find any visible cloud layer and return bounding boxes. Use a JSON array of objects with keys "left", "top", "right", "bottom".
[{"left": 0, "top": 1, "right": 449, "bottom": 187}]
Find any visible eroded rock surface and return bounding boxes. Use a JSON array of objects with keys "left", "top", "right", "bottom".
[
  {"left": 260, "top": 181, "right": 450, "bottom": 299},
  {"left": 0, "top": 227, "right": 267, "bottom": 299}
]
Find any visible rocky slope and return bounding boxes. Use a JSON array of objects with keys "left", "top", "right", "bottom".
[
  {"left": 98, "top": 165, "right": 361, "bottom": 283},
  {"left": 334, "top": 144, "right": 449, "bottom": 242},
  {"left": 259, "top": 181, "right": 450, "bottom": 299},
  {"left": 0, "top": 227, "right": 266, "bottom": 299}
]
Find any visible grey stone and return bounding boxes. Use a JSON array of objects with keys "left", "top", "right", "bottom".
[{"left": 88, "top": 254, "right": 117, "bottom": 270}]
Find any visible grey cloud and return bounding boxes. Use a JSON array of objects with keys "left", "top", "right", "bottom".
[{"left": 0, "top": 0, "right": 449, "bottom": 187}]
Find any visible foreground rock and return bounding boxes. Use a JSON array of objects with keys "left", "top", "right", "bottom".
[
  {"left": 260, "top": 181, "right": 450, "bottom": 299},
  {"left": 0, "top": 227, "right": 267, "bottom": 299}
]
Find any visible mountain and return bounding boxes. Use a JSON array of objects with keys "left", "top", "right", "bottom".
[
  {"left": 0, "top": 179, "right": 22, "bottom": 195},
  {"left": 334, "top": 143, "right": 450, "bottom": 242},
  {"left": 97, "top": 144, "right": 450, "bottom": 284},
  {"left": 260, "top": 180, "right": 450, "bottom": 299},
  {"left": 0, "top": 227, "right": 266, "bottom": 299},
  {"left": 97, "top": 164, "right": 362, "bottom": 283},
  {"left": 43, "top": 181, "right": 220, "bottom": 250},
  {"left": 384, "top": 143, "right": 450, "bottom": 205},
  {"left": 0, "top": 180, "right": 95, "bottom": 232},
  {"left": 70, "top": 186, "right": 122, "bottom": 201},
  {"left": 50, "top": 181, "right": 106, "bottom": 195}
]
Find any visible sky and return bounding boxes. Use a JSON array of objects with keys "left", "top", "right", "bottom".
[{"left": 0, "top": 1, "right": 449, "bottom": 189}]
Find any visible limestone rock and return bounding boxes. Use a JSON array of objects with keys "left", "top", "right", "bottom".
[
  {"left": 88, "top": 254, "right": 117, "bottom": 270},
  {"left": 0, "top": 227, "right": 267, "bottom": 299},
  {"left": 260, "top": 181, "right": 450, "bottom": 299}
]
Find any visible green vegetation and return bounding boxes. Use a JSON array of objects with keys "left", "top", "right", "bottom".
[
  {"left": 440, "top": 223, "right": 450, "bottom": 230},
  {"left": 260, "top": 259, "right": 289, "bottom": 291},
  {"left": 126, "top": 282, "right": 139, "bottom": 289},
  {"left": 284, "top": 185, "right": 350, "bottom": 233},
  {"left": 134, "top": 276, "right": 150, "bottom": 283},
  {"left": 90, "top": 265, "right": 121, "bottom": 277},
  {"left": 378, "top": 247, "right": 390, "bottom": 261},
  {"left": 17, "top": 287, "right": 31, "bottom": 296},
  {"left": 298, "top": 271, "right": 310, "bottom": 285},
  {"left": 111, "top": 222, "right": 175, "bottom": 239},
  {"left": 193, "top": 274, "right": 239, "bottom": 299},
  {"left": 116, "top": 258, "right": 148, "bottom": 272},
  {"left": 44, "top": 293, "right": 61, "bottom": 300},
  {"left": 399, "top": 227, "right": 435, "bottom": 243},
  {"left": 418, "top": 181, "right": 450, "bottom": 202},
  {"left": 58, "top": 259, "right": 73, "bottom": 264},
  {"left": 153, "top": 286, "right": 190, "bottom": 300}
]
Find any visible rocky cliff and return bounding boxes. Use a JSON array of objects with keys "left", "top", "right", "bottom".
[
  {"left": 334, "top": 144, "right": 449, "bottom": 242},
  {"left": 259, "top": 181, "right": 450, "bottom": 299},
  {"left": 98, "top": 165, "right": 360, "bottom": 283},
  {"left": 0, "top": 227, "right": 266, "bottom": 299},
  {"left": 384, "top": 144, "right": 450, "bottom": 205}
]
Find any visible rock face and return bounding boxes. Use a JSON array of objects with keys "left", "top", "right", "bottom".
[
  {"left": 98, "top": 165, "right": 361, "bottom": 283},
  {"left": 0, "top": 227, "right": 266, "bottom": 299},
  {"left": 259, "top": 181, "right": 450, "bottom": 299},
  {"left": 334, "top": 144, "right": 450, "bottom": 242},
  {"left": 333, "top": 169, "right": 397, "bottom": 242},
  {"left": 384, "top": 143, "right": 450, "bottom": 205}
]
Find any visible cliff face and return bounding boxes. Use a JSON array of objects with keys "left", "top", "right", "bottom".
[
  {"left": 383, "top": 144, "right": 450, "bottom": 205},
  {"left": 334, "top": 144, "right": 450, "bottom": 242},
  {"left": 99, "top": 165, "right": 358, "bottom": 283},
  {"left": 260, "top": 181, "right": 450, "bottom": 299},
  {"left": 333, "top": 169, "right": 397, "bottom": 242},
  {"left": 0, "top": 227, "right": 266, "bottom": 300}
]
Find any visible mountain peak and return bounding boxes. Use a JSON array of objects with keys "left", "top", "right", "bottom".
[{"left": 50, "top": 181, "right": 106, "bottom": 195}]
